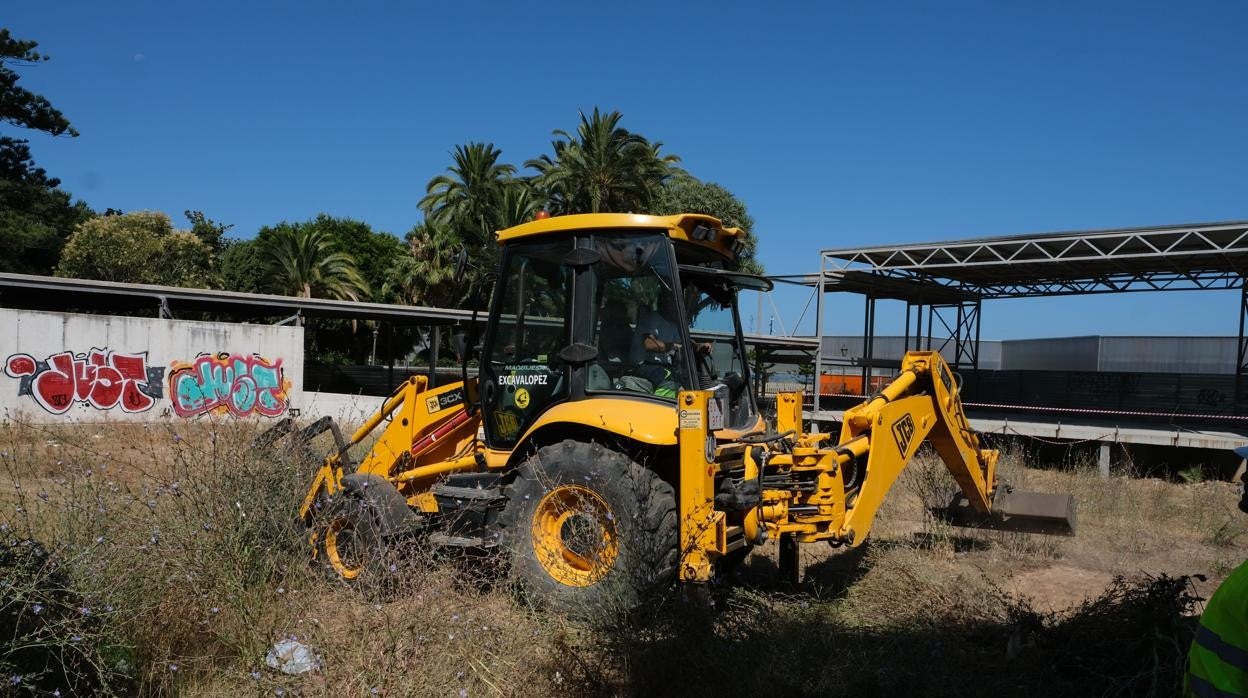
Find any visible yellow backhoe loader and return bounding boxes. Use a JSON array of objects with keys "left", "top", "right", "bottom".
[{"left": 278, "top": 213, "right": 1075, "bottom": 611}]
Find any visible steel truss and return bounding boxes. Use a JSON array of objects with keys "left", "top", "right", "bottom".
[{"left": 814, "top": 221, "right": 1248, "bottom": 412}]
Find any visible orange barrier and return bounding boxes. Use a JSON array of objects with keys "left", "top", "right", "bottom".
[{"left": 819, "top": 374, "right": 891, "bottom": 396}]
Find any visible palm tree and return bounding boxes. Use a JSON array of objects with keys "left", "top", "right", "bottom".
[
  {"left": 494, "top": 180, "right": 546, "bottom": 229},
  {"left": 384, "top": 220, "right": 462, "bottom": 307},
  {"left": 526, "top": 108, "right": 682, "bottom": 215},
  {"left": 419, "top": 142, "right": 516, "bottom": 248},
  {"left": 266, "top": 224, "right": 369, "bottom": 300}
]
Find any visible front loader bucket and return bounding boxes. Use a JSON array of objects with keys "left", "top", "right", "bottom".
[
  {"left": 253, "top": 415, "right": 353, "bottom": 470},
  {"left": 937, "top": 488, "right": 1077, "bottom": 537}
]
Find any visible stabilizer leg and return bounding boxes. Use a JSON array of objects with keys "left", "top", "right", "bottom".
[{"left": 779, "top": 532, "right": 800, "bottom": 585}]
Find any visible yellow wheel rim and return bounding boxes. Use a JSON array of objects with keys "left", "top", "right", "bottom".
[
  {"left": 531, "top": 484, "right": 619, "bottom": 587},
  {"left": 324, "top": 517, "right": 363, "bottom": 580}
]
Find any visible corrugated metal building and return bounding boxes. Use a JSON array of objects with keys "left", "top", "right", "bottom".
[
  {"left": 817, "top": 335, "right": 1238, "bottom": 416},
  {"left": 822, "top": 335, "right": 1237, "bottom": 375}
]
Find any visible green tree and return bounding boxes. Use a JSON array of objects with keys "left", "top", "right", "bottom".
[
  {"left": 218, "top": 238, "right": 266, "bottom": 293},
  {"left": 0, "top": 29, "right": 92, "bottom": 274},
  {"left": 55, "top": 210, "right": 216, "bottom": 287},
  {"left": 417, "top": 142, "right": 544, "bottom": 297},
  {"left": 251, "top": 215, "right": 401, "bottom": 301},
  {"left": 0, "top": 29, "right": 76, "bottom": 137},
  {"left": 419, "top": 142, "right": 515, "bottom": 242},
  {"left": 385, "top": 220, "right": 461, "bottom": 307},
  {"left": 495, "top": 181, "right": 546, "bottom": 230},
  {"left": 264, "top": 223, "right": 368, "bottom": 300},
  {"left": 651, "top": 174, "right": 763, "bottom": 274},
  {"left": 527, "top": 108, "right": 681, "bottom": 215},
  {"left": 307, "top": 214, "right": 403, "bottom": 302},
  {"left": 184, "top": 210, "right": 231, "bottom": 256}
]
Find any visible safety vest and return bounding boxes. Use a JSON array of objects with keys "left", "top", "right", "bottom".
[{"left": 1189, "top": 559, "right": 1248, "bottom": 697}]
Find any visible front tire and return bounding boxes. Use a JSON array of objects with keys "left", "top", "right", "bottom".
[
  {"left": 317, "top": 495, "right": 389, "bottom": 585},
  {"left": 498, "top": 440, "right": 677, "bottom": 615}
]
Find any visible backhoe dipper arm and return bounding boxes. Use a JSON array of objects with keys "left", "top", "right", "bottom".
[{"left": 833, "top": 351, "right": 998, "bottom": 545}]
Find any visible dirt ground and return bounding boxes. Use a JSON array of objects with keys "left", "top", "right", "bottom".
[
  {"left": 3, "top": 421, "right": 1245, "bottom": 696},
  {"left": 841, "top": 455, "right": 1243, "bottom": 609}
]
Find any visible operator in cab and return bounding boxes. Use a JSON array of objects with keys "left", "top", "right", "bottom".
[{"left": 630, "top": 293, "right": 710, "bottom": 398}]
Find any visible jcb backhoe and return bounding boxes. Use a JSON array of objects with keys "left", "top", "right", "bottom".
[{"left": 282, "top": 213, "right": 1075, "bottom": 611}]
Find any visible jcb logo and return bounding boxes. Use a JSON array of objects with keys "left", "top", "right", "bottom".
[
  {"left": 425, "top": 388, "right": 465, "bottom": 414},
  {"left": 892, "top": 413, "right": 916, "bottom": 455}
]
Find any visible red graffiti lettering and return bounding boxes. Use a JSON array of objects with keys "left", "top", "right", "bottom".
[
  {"left": 5, "top": 355, "right": 36, "bottom": 377},
  {"left": 3, "top": 350, "right": 164, "bottom": 415}
]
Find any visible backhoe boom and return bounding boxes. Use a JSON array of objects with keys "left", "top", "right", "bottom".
[{"left": 675, "top": 351, "right": 1074, "bottom": 582}]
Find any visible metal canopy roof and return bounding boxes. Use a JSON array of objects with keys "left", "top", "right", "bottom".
[
  {"left": 820, "top": 220, "right": 1248, "bottom": 299},
  {"left": 0, "top": 272, "right": 817, "bottom": 352},
  {"left": 0, "top": 272, "right": 474, "bottom": 323},
  {"left": 778, "top": 269, "right": 978, "bottom": 303}
]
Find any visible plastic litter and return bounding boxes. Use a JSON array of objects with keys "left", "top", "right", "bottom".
[{"left": 265, "top": 640, "right": 321, "bottom": 675}]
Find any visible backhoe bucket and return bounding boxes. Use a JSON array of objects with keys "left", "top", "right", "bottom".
[{"left": 937, "top": 488, "right": 1077, "bottom": 537}]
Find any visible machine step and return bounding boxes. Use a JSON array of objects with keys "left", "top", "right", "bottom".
[{"left": 429, "top": 532, "right": 499, "bottom": 549}]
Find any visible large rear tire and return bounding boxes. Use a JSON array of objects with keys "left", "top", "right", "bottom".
[{"left": 497, "top": 440, "right": 677, "bottom": 616}]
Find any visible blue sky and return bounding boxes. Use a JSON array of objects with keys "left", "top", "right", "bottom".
[{"left": 8, "top": 2, "right": 1248, "bottom": 339}]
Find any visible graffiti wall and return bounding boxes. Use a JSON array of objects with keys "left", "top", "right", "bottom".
[
  {"left": 168, "top": 353, "right": 290, "bottom": 418},
  {"left": 0, "top": 309, "right": 303, "bottom": 422}
]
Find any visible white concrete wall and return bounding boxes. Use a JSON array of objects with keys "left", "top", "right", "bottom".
[
  {"left": 300, "top": 391, "right": 386, "bottom": 427},
  {"left": 1, "top": 309, "right": 303, "bottom": 423}
]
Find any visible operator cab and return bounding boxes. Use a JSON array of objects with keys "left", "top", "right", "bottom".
[{"left": 479, "top": 214, "right": 771, "bottom": 449}]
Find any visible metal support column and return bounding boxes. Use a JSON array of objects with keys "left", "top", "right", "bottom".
[
  {"left": 429, "top": 325, "right": 440, "bottom": 388},
  {"left": 386, "top": 322, "right": 395, "bottom": 394},
  {"left": 813, "top": 255, "right": 826, "bottom": 429},
  {"left": 906, "top": 300, "right": 927, "bottom": 353},
  {"left": 925, "top": 306, "right": 934, "bottom": 350},
  {"left": 903, "top": 303, "right": 911, "bottom": 353},
  {"left": 1237, "top": 285, "right": 1248, "bottom": 414},
  {"left": 861, "top": 294, "right": 876, "bottom": 395},
  {"left": 916, "top": 300, "right": 925, "bottom": 351}
]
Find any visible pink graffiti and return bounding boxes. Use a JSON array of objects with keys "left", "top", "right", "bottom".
[
  {"left": 168, "top": 353, "right": 289, "bottom": 418},
  {"left": 4, "top": 349, "right": 163, "bottom": 414}
]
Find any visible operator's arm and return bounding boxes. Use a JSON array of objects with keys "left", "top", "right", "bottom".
[
  {"left": 643, "top": 334, "right": 681, "bottom": 353},
  {"left": 643, "top": 335, "right": 713, "bottom": 357}
]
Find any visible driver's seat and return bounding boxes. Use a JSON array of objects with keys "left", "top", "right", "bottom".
[{"left": 597, "top": 301, "right": 633, "bottom": 363}]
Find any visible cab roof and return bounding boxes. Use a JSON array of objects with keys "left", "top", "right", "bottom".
[{"left": 495, "top": 213, "right": 744, "bottom": 261}]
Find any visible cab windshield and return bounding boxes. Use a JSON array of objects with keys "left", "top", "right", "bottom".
[{"left": 587, "top": 234, "right": 691, "bottom": 399}]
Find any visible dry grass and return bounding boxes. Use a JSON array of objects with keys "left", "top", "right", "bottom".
[{"left": 0, "top": 420, "right": 1240, "bottom": 696}]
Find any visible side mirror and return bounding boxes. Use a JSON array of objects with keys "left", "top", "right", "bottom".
[
  {"left": 453, "top": 246, "right": 469, "bottom": 285},
  {"left": 468, "top": 271, "right": 495, "bottom": 311}
]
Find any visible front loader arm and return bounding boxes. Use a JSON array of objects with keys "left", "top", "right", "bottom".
[
  {"left": 834, "top": 351, "right": 998, "bottom": 545},
  {"left": 297, "top": 375, "right": 481, "bottom": 522}
]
